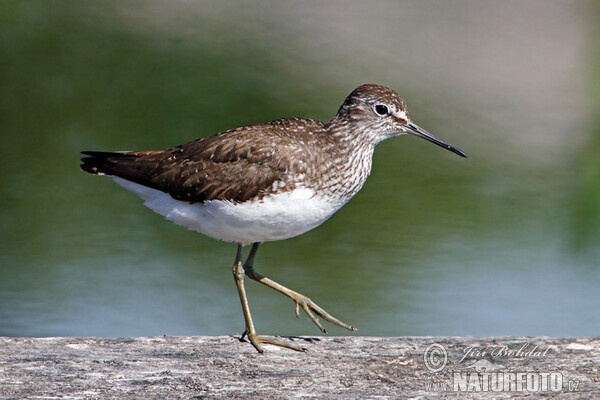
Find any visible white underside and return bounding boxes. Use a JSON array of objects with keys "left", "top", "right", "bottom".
[{"left": 111, "top": 177, "right": 345, "bottom": 246}]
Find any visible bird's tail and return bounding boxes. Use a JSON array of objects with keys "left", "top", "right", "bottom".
[{"left": 80, "top": 151, "right": 136, "bottom": 176}]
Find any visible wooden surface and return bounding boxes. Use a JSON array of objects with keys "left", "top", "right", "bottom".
[{"left": 0, "top": 336, "right": 598, "bottom": 399}]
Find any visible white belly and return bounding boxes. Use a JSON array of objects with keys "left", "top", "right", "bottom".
[{"left": 112, "top": 177, "right": 345, "bottom": 246}]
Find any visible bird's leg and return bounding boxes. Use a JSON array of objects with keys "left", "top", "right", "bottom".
[
  {"left": 232, "top": 245, "right": 259, "bottom": 350},
  {"left": 232, "top": 244, "right": 305, "bottom": 353},
  {"left": 243, "top": 242, "right": 356, "bottom": 334}
]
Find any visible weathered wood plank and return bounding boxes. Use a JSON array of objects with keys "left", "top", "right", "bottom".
[{"left": 0, "top": 336, "right": 598, "bottom": 399}]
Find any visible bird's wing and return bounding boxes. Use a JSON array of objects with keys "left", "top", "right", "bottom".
[{"left": 81, "top": 119, "right": 323, "bottom": 203}]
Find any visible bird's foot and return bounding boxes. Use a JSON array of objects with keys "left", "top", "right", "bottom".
[
  {"left": 239, "top": 330, "right": 306, "bottom": 353},
  {"left": 291, "top": 293, "right": 357, "bottom": 334}
]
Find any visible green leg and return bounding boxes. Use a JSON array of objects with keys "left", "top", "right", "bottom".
[
  {"left": 243, "top": 242, "right": 356, "bottom": 334},
  {"left": 232, "top": 244, "right": 306, "bottom": 352}
]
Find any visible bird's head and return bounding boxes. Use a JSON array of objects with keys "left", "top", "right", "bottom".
[{"left": 333, "top": 84, "right": 467, "bottom": 157}]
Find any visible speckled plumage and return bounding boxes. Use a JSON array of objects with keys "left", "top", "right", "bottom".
[{"left": 81, "top": 84, "right": 465, "bottom": 245}]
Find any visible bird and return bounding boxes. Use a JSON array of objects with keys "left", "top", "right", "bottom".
[{"left": 81, "top": 83, "right": 467, "bottom": 353}]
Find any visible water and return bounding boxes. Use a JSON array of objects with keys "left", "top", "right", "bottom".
[{"left": 1, "top": 1, "right": 598, "bottom": 338}]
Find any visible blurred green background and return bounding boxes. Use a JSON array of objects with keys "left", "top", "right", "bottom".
[{"left": 1, "top": 1, "right": 598, "bottom": 338}]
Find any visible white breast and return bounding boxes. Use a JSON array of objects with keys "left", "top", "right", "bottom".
[{"left": 112, "top": 177, "right": 346, "bottom": 246}]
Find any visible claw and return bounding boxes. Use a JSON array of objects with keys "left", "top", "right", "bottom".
[
  {"left": 243, "top": 333, "right": 307, "bottom": 353},
  {"left": 286, "top": 294, "right": 352, "bottom": 334},
  {"left": 302, "top": 302, "right": 326, "bottom": 333}
]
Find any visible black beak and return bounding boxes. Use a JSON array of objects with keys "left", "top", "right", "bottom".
[{"left": 406, "top": 122, "right": 467, "bottom": 158}]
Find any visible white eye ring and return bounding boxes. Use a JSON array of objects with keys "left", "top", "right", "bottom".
[{"left": 374, "top": 104, "right": 388, "bottom": 116}]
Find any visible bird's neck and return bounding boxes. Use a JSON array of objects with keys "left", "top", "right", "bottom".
[{"left": 321, "top": 117, "right": 377, "bottom": 202}]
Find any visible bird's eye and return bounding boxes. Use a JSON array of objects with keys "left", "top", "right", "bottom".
[{"left": 375, "top": 104, "right": 388, "bottom": 116}]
